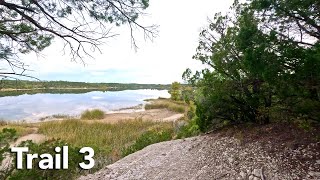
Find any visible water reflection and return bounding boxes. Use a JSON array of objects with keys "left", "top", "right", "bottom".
[{"left": 0, "top": 89, "right": 170, "bottom": 121}]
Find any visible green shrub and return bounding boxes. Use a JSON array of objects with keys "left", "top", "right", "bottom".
[
  {"left": 0, "top": 128, "right": 17, "bottom": 145},
  {"left": 176, "top": 117, "right": 200, "bottom": 139},
  {"left": 186, "top": 101, "right": 196, "bottom": 120},
  {"left": 295, "top": 117, "right": 313, "bottom": 131},
  {"left": 8, "top": 139, "right": 87, "bottom": 180},
  {"left": 293, "top": 99, "right": 320, "bottom": 122},
  {"left": 168, "top": 82, "right": 182, "bottom": 101},
  {"left": 80, "top": 109, "right": 105, "bottom": 120},
  {"left": 122, "top": 129, "right": 174, "bottom": 157},
  {"left": 0, "top": 128, "right": 17, "bottom": 163}
]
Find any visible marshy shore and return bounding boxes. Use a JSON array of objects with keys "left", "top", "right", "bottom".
[
  {"left": 1, "top": 98, "right": 319, "bottom": 179},
  {"left": 0, "top": 98, "right": 189, "bottom": 178}
]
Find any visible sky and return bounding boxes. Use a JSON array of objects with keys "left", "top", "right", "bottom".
[{"left": 21, "top": 0, "right": 234, "bottom": 84}]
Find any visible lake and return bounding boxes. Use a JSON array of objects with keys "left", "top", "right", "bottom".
[{"left": 0, "top": 89, "right": 170, "bottom": 121}]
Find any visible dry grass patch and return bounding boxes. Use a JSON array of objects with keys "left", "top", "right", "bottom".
[
  {"left": 145, "top": 99, "right": 186, "bottom": 113},
  {"left": 0, "top": 122, "right": 36, "bottom": 137},
  {"left": 38, "top": 119, "right": 174, "bottom": 162},
  {"left": 80, "top": 109, "right": 105, "bottom": 120}
]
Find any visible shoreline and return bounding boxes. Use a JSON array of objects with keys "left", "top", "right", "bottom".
[
  {"left": 38, "top": 102, "right": 150, "bottom": 123},
  {"left": 0, "top": 87, "right": 108, "bottom": 92},
  {"left": 2, "top": 98, "right": 179, "bottom": 124}
]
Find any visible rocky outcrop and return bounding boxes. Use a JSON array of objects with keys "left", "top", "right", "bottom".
[{"left": 79, "top": 134, "right": 320, "bottom": 180}]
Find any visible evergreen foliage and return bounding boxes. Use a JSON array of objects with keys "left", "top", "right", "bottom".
[{"left": 184, "top": 0, "right": 320, "bottom": 131}]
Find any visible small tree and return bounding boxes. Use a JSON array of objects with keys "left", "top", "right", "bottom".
[{"left": 169, "top": 82, "right": 181, "bottom": 101}]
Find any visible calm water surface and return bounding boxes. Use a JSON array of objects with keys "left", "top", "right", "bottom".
[{"left": 0, "top": 89, "right": 170, "bottom": 121}]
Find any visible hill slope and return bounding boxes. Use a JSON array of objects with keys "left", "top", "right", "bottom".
[{"left": 79, "top": 124, "right": 320, "bottom": 180}]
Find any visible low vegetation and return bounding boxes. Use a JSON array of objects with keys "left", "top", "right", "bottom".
[
  {"left": 80, "top": 109, "right": 105, "bottom": 120},
  {"left": 0, "top": 128, "right": 18, "bottom": 163},
  {"left": 122, "top": 127, "right": 174, "bottom": 157},
  {"left": 7, "top": 140, "right": 85, "bottom": 180},
  {"left": 145, "top": 99, "right": 186, "bottom": 113},
  {"left": 176, "top": 117, "right": 200, "bottom": 139},
  {"left": 0, "top": 117, "right": 178, "bottom": 179},
  {"left": 38, "top": 119, "right": 175, "bottom": 161},
  {"left": 0, "top": 123, "right": 35, "bottom": 137},
  {"left": 0, "top": 98, "right": 202, "bottom": 179}
]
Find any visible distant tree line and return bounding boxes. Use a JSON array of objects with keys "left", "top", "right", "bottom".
[{"left": 0, "top": 80, "right": 170, "bottom": 91}]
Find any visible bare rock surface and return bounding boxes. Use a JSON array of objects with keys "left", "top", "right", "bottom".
[{"left": 79, "top": 134, "right": 320, "bottom": 180}]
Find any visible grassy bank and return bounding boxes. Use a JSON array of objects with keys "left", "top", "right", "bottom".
[
  {"left": 0, "top": 117, "right": 178, "bottom": 179},
  {"left": 38, "top": 119, "right": 175, "bottom": 162},
  {"left": 0, "top": 122, "right": 35, "bottom": 137},
  {"left": 0, "top": 100, "right": 194, "bottom": 179},
  {"left": 145, "top": 99, "right": 186, "bottom": 113}
]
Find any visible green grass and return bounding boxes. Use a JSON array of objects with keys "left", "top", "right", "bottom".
[
  {"left": 38, "top": 119, "right": 174, "bottom": 162},
  {"left": 80, "top": 109, "right": 105, "bottom": 120},
  {"left": 122, "top": 128, "right": 173, "bottom": 156},
  {"left": 0, "top": 122, "right": 35, "bottom": 137},
  {"left": 0, "top": 102, "right": 197, "bottom": 179},
  {"left": 0, "top": 119, "right": 175, "bottom": 179},
  {"left": 145, "top": 99, "right": 186, "bottom": 113}
]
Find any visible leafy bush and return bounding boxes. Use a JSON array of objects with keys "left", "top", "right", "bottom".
[
  {"left": 122, "top": 129, "right": 174, "bottom": 157},
  {"left": 8, "top": 139, "right": 87, "bottom": 180},
  {"left": 181, "top": 86, "right": 195, "bottom": 104},
  {"left": 0, "top": 128, "right": 17, "bottom": 162},
  {"left": 175, "top": 101, "right": 200, "bottom": 138},
  {"left": 168, "top": 82, "right": 182, "bottom": 101},
  {"left": 176, "top": 117, "right": 200, "bottom": 139},
  {"left": 80, "top": 109, "right": 105, "bottom": 120},
  {"left": 0, "top": 129, "right": 17, "bottom": 179},
  {"left": 292, "top": 99, "right": 320, "bottom": 122},
  {"left": 0, "top": 125, "right": 36, "bottom": 137},
  {"left": 183, "top": 0, "right": 320, "bottom": 131}
]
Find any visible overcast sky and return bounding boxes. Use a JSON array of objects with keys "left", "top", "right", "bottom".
[{"left": 22, "top": 0, "right": 234, "bottom": 84}]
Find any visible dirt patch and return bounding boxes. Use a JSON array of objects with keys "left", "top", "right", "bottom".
[
  {"left": 38, "top": 108, "right": 184, "bottom": 124},
  {"left": 99, "top": 109, "right": 184, "bottom": 123},
  {"left": 216, "top": 123, "right": 320, "bottom": 178},
  {"left": 11, "top": 133, "right": 47, "bottom": 147}
]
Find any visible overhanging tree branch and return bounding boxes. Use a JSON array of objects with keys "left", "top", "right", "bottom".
[{"left": 0, "top": 0, "right": 157, "bottom": 79}]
